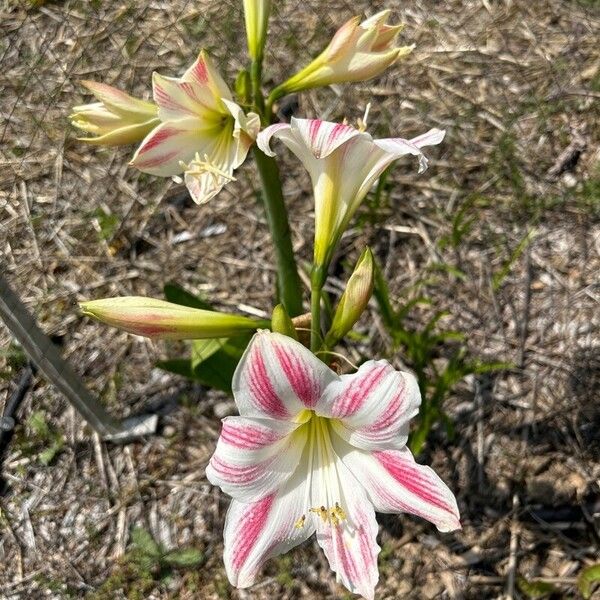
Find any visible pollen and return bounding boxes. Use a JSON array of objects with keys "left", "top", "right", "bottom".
[
  {"left": 309, "top": 503, "right": 347, "bottom": 526},
  {"left": 294, "top": 515, "right": 306, "bottom": 529}
]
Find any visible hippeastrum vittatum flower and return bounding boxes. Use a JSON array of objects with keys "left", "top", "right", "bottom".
[
  {"left": 70, "top": 81, "right": 159, "bottom": 146},
  {"left": 130, "top": 51, "right": 260, "bottom": 204},
  {"left": 273, "top": 10, "right": 413, "bottom": 95},
  {"left": 258, "top": 117, "right": 445, "bottom": 269},
  {"left": 206, "top": 331, "right": 460, "bottom": 599},
  {"left": 79, "top": 297, "right": 267, "bottom": 339}
]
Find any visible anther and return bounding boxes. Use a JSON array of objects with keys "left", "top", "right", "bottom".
[{"left": 294, "top": 515, "right": 306, "bottom": 529}]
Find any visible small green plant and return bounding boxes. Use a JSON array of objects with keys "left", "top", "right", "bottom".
[
  {"left": 88, "top": 527, "right": 205, "bottom": 599},
  {"left": 373, "top": 261, "right": 507, "bottom": 454},
  {"left": 578, "top": 563, "right": 600, "bottom": 599},
  {"left": 517, "top": 576, "right": 557, "bottom": 599},
  {"left": 26, "top": 411, "right": 64, "bottom": 466}
]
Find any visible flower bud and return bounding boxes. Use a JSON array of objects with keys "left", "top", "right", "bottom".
[
  {"left": 70, "top": 81, "right": 159, "bottom": 146},
  {"left": 270, "top": 304, "right": 298, "bottom": 340},
  {"left": 80, "top": 296, "right": 267, "bottom": 339},
  {"left": 325, "top": 248, "right": 374, "bottom": 346},
  {"left": 274, "top": 10, "right": 412, "bottom": 96},
  {"left": 243, "top": 0, "right": 272, "bottom": 61}
]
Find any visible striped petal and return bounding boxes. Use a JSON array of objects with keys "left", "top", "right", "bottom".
[
  {"left": 290, "top": 118, "right": 362, "bottom": 159},
  {"left": 130, "top": 119, "right": 214, "bottom": 176},
  {"left": 233, "top": 331, "right": 338, "bottom": 420},
  {"left": 321, "top": 360, "right": 421, "bottom": 450},
  {"left": 182, "top": 50, "right": 233, "bottom": 104},
  {"left": 375, "top": 128, "right": 446, "bottom": 174},
  {"left": 206, "top": 416, "right": 305, "bottom": 503},
  {"left": 153, "top": 72, "right": 221, "bottom": 122},
  {"left": 223, "top": 461, "right": 315, "bottom": 588},
  {"left": 81, "top": 80, "right": 156, "bottom": 118},
  {"left": 337, "top": 444, "right": 461, "bottom": 533},
  {"left": 314, "top": 452, "right": 380, "bottom": 600}
]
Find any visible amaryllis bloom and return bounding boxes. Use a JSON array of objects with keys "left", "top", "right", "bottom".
[
  {"left": 70, "top": 81, "right": 159, "bottom": 146},
  {"left": 206, "top": 331, "right": 460, "bottom": 599},
  {"left": 130, "top": 51, "right": 260, "bottom": 204},
  {"left": 273, "top": 10, "right": 413, "bottom": 95},
  {"left": 258, "top": 118, "right": 445, "bottom": 267}
]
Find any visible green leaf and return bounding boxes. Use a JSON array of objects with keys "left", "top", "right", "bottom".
[
  {"left": 130, "top": 527, "right": 162, "bottom": 558},
  {"left": 163, "top": 282, "right": 212, "bottom": 310},
  {"left": 38, "top": 439, "right": 63, "bottom": 466},
  {"left": 372, "top": 259, "right": 396, "bottom": 331},
  {"left": 191, "top": 338, "right": 229, "bottom": 369},
  {"left": 163, "top": 548, "right": 205, "bottom": 569},
  {"left": 158, "top": 335, "right": 251, "bottom": 394},
  {"left": 517, "top": 576, "right": 557, "bottom": 599},
  {"left": 492, "top": 229, "right": 535, "bottom": 291},
  {"left": 578, "top": 563, "right": 600, "bottom": 599}
]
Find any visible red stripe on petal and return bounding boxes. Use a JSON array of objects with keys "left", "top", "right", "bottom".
[
  {"left": 133, "top": 149, "right": 179, "bottom": 169},
  {"left": 274, "top": 343, "right": 320, "bottom": 408},
  {"left": 210, "top": 456, "right": 268, "bottom": 483},
  {"left": 231, "top": 495, "right": 274, "bottom": 571},
  {"left": 191, "top": 57, "right": 209, "bottom": 85},
  {"left": 138, "top": 126, "right": 181, "bottom": 153},
  {"left": 220, "top": 422, "right": 283, "bottom": 450},
  {"left": 247, "top": 349, "right": 290, "bottom": 418},
  {"left": 374, "top": 451, "right": 453, "bottom": 513},
  {"left": 332, "top": 364, "right": 389, "bottom": 418}
]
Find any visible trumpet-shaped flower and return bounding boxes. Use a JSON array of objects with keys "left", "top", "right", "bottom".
[
  {"left": 274, "top": 10, "right": 413, "bottom": 95},
  {"left": 79, "top": 296, "right": 268, "bottom": 339},
  {"left": 206, "top": 331, "right": 460, "bottom": 599},
  {"left": 130, "top": 51, "right": 260, "bottom": 204},
  {"left": 70, "top": 81, "right": 159, "bottom": 146},
  {"left": 258, "top": 117, "right": 445, "bottom": 268}
]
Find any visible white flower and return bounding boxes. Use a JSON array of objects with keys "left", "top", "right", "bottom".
[
  {"left": 207, "top": 331, "right": 460, "bottom": 599},
  {"left": 258, "top": 118, "right": 445, "bottom": 267},
  {"left": 130, "top": 51, "right": 260, "bottom": 204}
]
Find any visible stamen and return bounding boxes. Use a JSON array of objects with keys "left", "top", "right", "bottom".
[
  {"left": 180, "top": 153, "right": 235, "bottom": 184},
  {"left": 357, "top": 102, "right": 372, "bottom": 132},
  {"left": 294, "top": 515, "right": 306, "bottom": 529}
]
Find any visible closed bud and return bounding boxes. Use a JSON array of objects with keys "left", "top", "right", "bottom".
[
  {"left": 80, "top": 296, "right": 268, "bottom": 340},
  {"left": 325, "top": 248, "right": 374, "bottom": 346},
  {"left": 243, "top": 0, "right": 272, "bottom": 61},
  {"left": 70, "top": 81, "right": 159, "bottom": 146},
  {"left": 270, "top": 304, "right": 298, "bottom": 340}
]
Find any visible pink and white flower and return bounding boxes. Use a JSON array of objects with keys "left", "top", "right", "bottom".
[
  {"left": 130, "top": 51, "right": 260, "bottom": 204},
  {"left": 257, "top": 118, "right": 445, "bottom": 267},
  {"left": 274, "top": 10, "right": 413, "bottom": 95},
  {"left": 206, "top": 331, "right": 460, "bottom": 599}
]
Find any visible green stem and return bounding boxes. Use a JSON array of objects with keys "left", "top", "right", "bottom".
[
  {"left": 250, "top": 60, "right": 265, "bottom": 115},
  {"left": 253, "top": 146, "right": 303, "bottom": 317},
  {"left": 310, "top": 265, "right": 325, "bottom": 352}
]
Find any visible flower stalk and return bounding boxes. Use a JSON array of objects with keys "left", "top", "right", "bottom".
[{"left": 253, "top": 147, "right": 304, "bottom": 317}]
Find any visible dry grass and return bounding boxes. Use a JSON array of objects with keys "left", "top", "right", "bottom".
[{"left": 1, "top": 0, "right": 599, "bottom": 598}]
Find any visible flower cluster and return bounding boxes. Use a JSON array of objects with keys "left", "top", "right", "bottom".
[{"left": 73, "top": 4, "right": 459, "bottom": 599}]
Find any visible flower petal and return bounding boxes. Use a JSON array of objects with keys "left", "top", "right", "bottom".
[
  {"left": 290, "top": 117, "right": 362, "bottom": 159},
  {"left": 206, "top": 416, "right": 305, "bottom": 503},
  {"left": 81, "top": 80, "right": 156, "bottom": 118},
  {"left": 314, "top": 454, "right": 380, "bottom": 600},
  {"left": 233, "top": 331, "right": 338, "bottom": 420},
  {"left": 130, "top": 119, "right": 213, "bottom": 176},
  {"left": 337, "top": 443, "right": 461, "bottom": 532},
  {"left": 153, "top": 72, "right": 221, "bottom": 122},
  {"left": 323, "top": 360, "right": 421, "bottom": 450},
  {"left": 182, "top": 50, "right": 233, "bottom": 104},
  {"left": 223, "top": 461, "right": 315, "bottom": 588},
  {"left": 256, "top": 123, "right": 293, "bottom": 157},
  {"left": 374, "top": 128, "right": 445, "bottom": 174}
]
